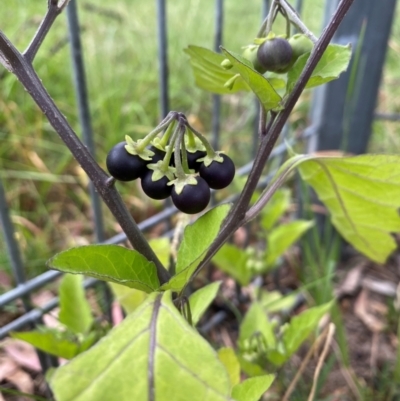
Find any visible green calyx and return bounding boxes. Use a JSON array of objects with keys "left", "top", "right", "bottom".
[
  {"left": 168, "top": 175, "right": 198, "bottom": 195},
  {"left": 146, "top": 162, "right": 175, "bottom": 182},
  {"left": 197, "top": 152, "right": 224, "bottom": 167},
  {"left": 125, "top": 135, "right": 154, "bottom": 161},
  {"left": 185, "top": 130, "right": 205, "bottom": 153},
  {"left": 150, "top": 137, "right": 167, "bottom": 152}
]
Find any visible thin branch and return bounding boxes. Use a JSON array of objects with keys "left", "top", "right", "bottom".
[
  {"left": 307, "top": 323, "right": 335, "bottom": 401},
  {"left": 282, "top": 324, "right": 330, "bottom": 401},
  {"left": 24, "top": 1, "right": 63, "bottom": 63},
  {"left": 278, "top": 0, "right": 318, "bottom": 43},
  {"left": 265, "top": 0, "right": 278, "bottom": 36},
  {"left": 0, "top": 31, "right": 170, "bottom": 284},
  {"left": 191, "top": 0, "right": 355, "bottom": 279}
]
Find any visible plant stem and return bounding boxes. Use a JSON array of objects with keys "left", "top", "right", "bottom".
[
  {"left": 24, "top": 1, "right": 64, "bottom": 63},
  {"left": 185, "top": 122, "right": 218, "bottom": 158},
  {"left": 192, "top": 0, "right": 355, "bottom": 278},
  {"left": 174, "top": 123, "right": 188, "bottom": 180},
  {"left": 279, "top": 0, "right": 318, "bottom": 43},
  {"left": 265, "top": 0, "right": 278, "bottom": 36},
  {"left": 0, "top": 30, "right": 171, "bottom": 285}
]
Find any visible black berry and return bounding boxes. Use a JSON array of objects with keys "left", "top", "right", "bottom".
[
  {"left": 106, "top": 142, "right": 148, "bottom": 181},
  {"left": 199, "top": 154, "right": 235, "bottom": 190},
  {"left": 257, "top": 38, "right": 293, "bottom": 73},
  {"left": 186, "top": 150, "right": 207, "bottom": 171},
  {"left": 141, "top": 170, "right": 172, "bottom": 200},
  {"left": 171, "top": 177, "right": 210, "bottom": 214},
  {"left": 148, "top": 146, "right": 166, "bottom": 163}
]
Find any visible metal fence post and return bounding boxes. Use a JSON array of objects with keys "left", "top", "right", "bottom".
[
  {"left": 0, "top": 179, "right": 57, "bottom": 374},
  {"left": 309, "top": 0, "right": 397, "bottom": 154}
]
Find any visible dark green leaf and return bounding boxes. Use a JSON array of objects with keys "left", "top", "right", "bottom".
[{"left": 47, "top": 245, "right": 159, "bottom": 293}]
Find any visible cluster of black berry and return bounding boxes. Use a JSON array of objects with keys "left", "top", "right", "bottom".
[{"left": 106, "top": 112, "right": 235, "bottom": 214}]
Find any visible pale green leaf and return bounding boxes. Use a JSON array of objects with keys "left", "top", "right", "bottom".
[
  {"left": 50, "top": 292, "right": 234, "bottom": 401},
  {"left": 236, "top": 354, "right": 266, "bottom": 377},
  {"left": 259, "top": 290, "right": 297, "bottom": 313},
  {"left": 11, "top": 331, "right": 79, "bottom": 360},
  {"left": 212, "top": 244, "right": 252, "bottom": 286},
  {"left": 266, "top": 348, "right": 287, "bottom": 367},
  {"left": 162, "top": 204, "right": 231, "bottom": 291},
  {"left": 47, "top": 245, "right": 159, "bottom": 293},
  {"left": 222, "top": 48, "right": 282, "bottom": 111},
  {"left": 189, "top": 281, "right": 221, "bottom": 326},
  {"left": 265, "top": 220, "right": 314, "bottom": 267},
  {"left": 59, "top": 274, "right": 93, "bottom": 334},
  {"left": 149, "top": 237, "right": 171, "bottom": 268},
  {"left": 217, "top": 347, "right": 241, "bottom": 387},
  {"left": 109, "top": 282, "right": 147, "bottom": 314},
  {"left": 298, "top": 154, "right": 400, "bottom": 263},
  {"left": 176, "top": 204, "right": 231, "bottom": 273},
  {"left": 287, "top": 44, "right": 351, "bottom": 92},
  {"left": 184, "top": 46, "right": 250, "bottom": 94},
  {"left": 238, "top": 302, "right": 276, "bottom": 350},
  {"left": 283, "top": 301, "right": 333, "bottom": 357},
  {"left": 232, "top": 375, "right": 275, "bottom": 401},
  {"left": 261, "top": 188, "right": 291, "bottom": 231}
]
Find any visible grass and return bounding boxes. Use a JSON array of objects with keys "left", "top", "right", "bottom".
[{"left": 0, "top": 0, "right": 325, "bottom": 279}]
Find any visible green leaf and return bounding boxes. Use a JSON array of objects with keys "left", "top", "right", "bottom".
[
  {"left": 11, "top": 331, "right": 79, "bottom": 360},
  {"left": 298, "top": 154, "right": 400, "bottom": 263},
  {"left": 265, "top": 220, "right": 314, "bottom": 267},
  {"left": 238, "top": 302, "right": 276, "bottom": 350},
  {"left": 184, "top": 45, "right": 250, "bottom": 94},
  {"left": 189, "top": 281, "right": 221, "bottom": 326},
  {"left": 217, "top": 347, "right": 241, "bottom": 387},
  {"left": 232, "top": 375, "right": 275, "bottom": 401},
  {"left": 212, "top": 244, "right": 252, "bottom": 286},
  {"left": 59, "top": 274, "right": 93, "bottom": 334},
  {"left": 47, "top": 245, "right": 160, "bottom": 293},
  {"left": 287, "top": 44, "right": 351, "bottom": 92},
  {"left": 176, "top": 204, "right": 231, "bottom": 273},
  {"left": 259, "top": 290, "right": 297, "bottom": 313},
  {"left": 162, "top": 204, "right": 231, "bottom": 291},
  {"left": 149, "top": 237, "right": 171, "bottom": 268},
  {"left": 49, "top": 292, "right": 234, "bottom": 401},
  {"left": 261, "top": 188, "right": 291, "bottom": 231},
  {"left": 236, "top": 355, "right": 266, "bottom": 377},
  {"left": 109, "top": 282, "right": 148, "bottom": 314},
  {"left": 222, "top": 48, "right": 282, "bottom": 111},
  {"left": 283, "top": 301, "right": 333, "bottom": 357}
]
